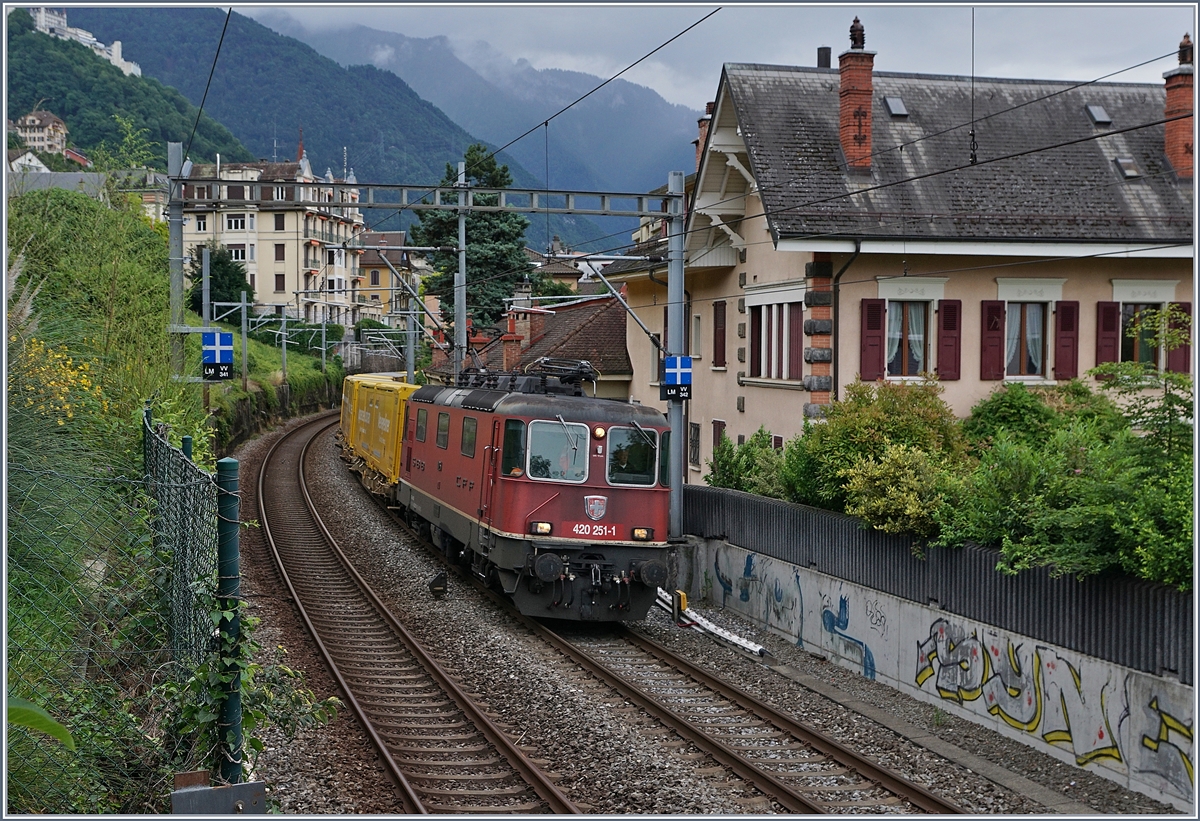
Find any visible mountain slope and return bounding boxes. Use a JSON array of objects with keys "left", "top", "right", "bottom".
[
  {"left": 250, "top": 15, "right": 701, "bottom": 195},
  {"left": 66, "top": 7, "right": 615, "bottom": 247},
  {"left": 5, "top": 8, "right": 253, "bottom": 167}
]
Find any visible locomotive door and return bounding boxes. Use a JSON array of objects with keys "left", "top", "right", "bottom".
[{"left": 479, "top": 418, "right": 502, "bottom": 527}]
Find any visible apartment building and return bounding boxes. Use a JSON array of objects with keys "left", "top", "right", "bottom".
[
  {"left": 183, "top": 152, "right": 382, "bottom": 327},
  {"left": 15, "top": 110, "right": 68, "bottom": 155}
]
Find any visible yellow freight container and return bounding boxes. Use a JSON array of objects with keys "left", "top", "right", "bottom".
[
  {"left": 340, "top": 373, "right": 405, "bottom": 459},
  {"left": 357, "top": 378, "right": 419, "bottom": 485}
]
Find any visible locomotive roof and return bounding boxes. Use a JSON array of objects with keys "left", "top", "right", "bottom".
[{"left": 411, "top": 384, "right": 668, "bottom": 426}]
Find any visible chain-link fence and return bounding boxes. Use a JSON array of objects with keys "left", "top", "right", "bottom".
[{"left": 6, "top": 411, "right": 220, "bottom": 813}]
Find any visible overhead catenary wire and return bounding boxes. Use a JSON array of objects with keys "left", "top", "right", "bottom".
[{"left": 183, "top": 7, "right": 233, "bottom": 163}]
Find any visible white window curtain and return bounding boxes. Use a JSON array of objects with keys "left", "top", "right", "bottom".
[
  {"left": 907, "top": 302, "right": 926, "bottom": 372},
  {"left": 1026, "top": 303, "right": 1044, "bottom": 374},
  {"left": 1006, "top": 303, "right": 1021, "bottom": 372},
  {"left": 886, "top": 302, "right": 903, "bottom": 371}
]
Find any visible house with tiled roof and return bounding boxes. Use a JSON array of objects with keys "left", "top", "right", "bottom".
[
  {"left": 617, "top": 17, "right": 1194, "bottom": 478},
  {"left": 7, "top": 149, "right": 50, "bottom": 173},
  {"left": 15, "top": 110, "right": 67, "bottom": 155},
  {"left": 429, "top": 285, "right": 634, "bottom": 399}
]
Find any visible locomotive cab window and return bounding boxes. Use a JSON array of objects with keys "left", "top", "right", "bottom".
[
  {"left": 501, "top": 420, "right": 526, "bottom": 476},
  {"left": 607, "top": 426, "right": 657, "bottom": 486},
  {"left": 415, "top": 408, "right": 428, "bottom": 442},
  {"left": 461, "top": 416, "right": 478, "bottom": 458},
  {"left": 436, "top": 412, "right": 450, "bottom": 449},
  {"left": 528, "top": 419, "right": 588, "bottom": 482}
]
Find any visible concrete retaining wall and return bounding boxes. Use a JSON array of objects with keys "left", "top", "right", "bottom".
[{"left": 676, "top": 537, "right": 1195, "bottom": 812}]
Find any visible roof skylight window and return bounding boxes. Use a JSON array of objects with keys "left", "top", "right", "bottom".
[
  {"left": 1086, "top": 104, "right": 1112, "bottom": 126},
  {"left": 884, "top": 97, "right": 908, "bottom": 117},
  {"left": 1114, "top": 157, "right": 1141, "bottom": 179}
]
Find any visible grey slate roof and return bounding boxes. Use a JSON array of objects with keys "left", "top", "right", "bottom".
[{"left": 723, "top": 63, "right": 1193, "bottom": 244}]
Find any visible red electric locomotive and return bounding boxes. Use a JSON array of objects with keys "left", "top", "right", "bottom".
[{"left": 394, "top": 364, "right": 671, "bottom": 621}]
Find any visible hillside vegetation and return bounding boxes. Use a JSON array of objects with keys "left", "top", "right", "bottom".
[
  {"left": 67, "top": 7, "right": 615, "bottom": 249},
  {"left": 6, "top": 8, "right": 253, "bottom": 169}
]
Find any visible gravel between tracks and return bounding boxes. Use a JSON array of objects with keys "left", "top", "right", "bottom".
[{"left": 234, "top": 415, "right": 1180, "bottom": 815}]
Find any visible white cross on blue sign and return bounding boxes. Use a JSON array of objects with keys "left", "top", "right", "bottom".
[
  {"left": 664, "top": 356, "right": 692, "bottom": 385},
  {"left": 201, "top": 332, "right": 234, "bottom": 379}
]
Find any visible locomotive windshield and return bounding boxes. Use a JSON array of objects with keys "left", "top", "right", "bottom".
[
  {"left": 528, "top": 420, "right": 589, "bottom": 482},
  {"left": 607, "top": 426, "right": 657, "bottom": 486}
]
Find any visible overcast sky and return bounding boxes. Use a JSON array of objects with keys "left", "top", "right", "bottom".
[{"left": 241, "top": 3, "right": 1196, "bottom": 109}]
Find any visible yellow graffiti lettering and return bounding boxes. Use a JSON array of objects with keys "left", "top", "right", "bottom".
[{"left": 1141, "top": 697, "right": 1195, "bottom": 785}]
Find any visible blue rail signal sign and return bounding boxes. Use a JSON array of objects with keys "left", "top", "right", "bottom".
[
  {"left": 202, "top": 332, "right": 234, "bottom": 380},
  {"left": 660, "top": 355, "right": 692, "bottom": 400}
]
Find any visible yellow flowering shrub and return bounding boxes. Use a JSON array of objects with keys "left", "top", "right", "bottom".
[{"left": 8, "top": 335, "right": 109, "bottom": 425}]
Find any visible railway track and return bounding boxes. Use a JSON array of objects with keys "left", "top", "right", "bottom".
[
  {"left": 257, "top": 414, "right": 579, "bottom": 814},
  {"left": 346, "top": 431, "right": 964, "bottom": 815},
  {"left": 542, "top": 624, "right": 964, "bottom": 814}
]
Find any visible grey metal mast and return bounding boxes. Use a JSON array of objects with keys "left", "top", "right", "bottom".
[{"left": 666, "top": 171, "right": 685, "bottom": 539}]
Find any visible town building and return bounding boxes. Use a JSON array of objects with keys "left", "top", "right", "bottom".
[
  {"left": 15, "top": 110, "right": 68, "bottom": 155},
  {"left": 7, "top": 149, "right": 50, "bottom": 173},
  {"left": 182, "top": 152, "right": 380, "bottom": 327},
  {"left": 360, "top": 231, "right": 411, "bottom": 321},
  {"left": 610, "top": 19, "right": 1193, "bottom": 481}
]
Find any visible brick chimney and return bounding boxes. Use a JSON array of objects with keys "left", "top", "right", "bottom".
[
  {"left": 839, "top": 17, "right": 875, "bottom": 170},
  {"left": 694, "top": 101, "right": 715, "bottom": 171},
  {"left": 1164, "top": 33, "right": 1194, "bottom": 179},
  {"left": 501, "top": 312, "right": 524, "bottom": 371},
  {"left": 528, "top": 301, "right": 546, "bottom": 343},
  {"left": 431, "top": 328, "right": 448, "bottom": 370}
]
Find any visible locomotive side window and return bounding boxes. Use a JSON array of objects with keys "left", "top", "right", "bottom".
[
  {"left": 607, "top": 427, "right": 658, "bottom": 486},
  {"left": 501, "top": 420, "right": 526, "bottom": 476},
  {"left": 659, "top": 430, "right": 671, "bottom": 487},
  {"left": 461, "top": 416, "right": 477, "bottom": 458},
  {"left": 528, "top": 420, "right": 588, "bottom": 482},
  {"left": 415, "top": 408, "right": 428, "bottom": 442},
  {"left": 436, "top": 412, "right": 450, "bottom": 449}
]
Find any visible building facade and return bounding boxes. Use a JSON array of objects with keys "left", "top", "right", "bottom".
[
  {"left": 15, "top": 110, "right": 67, "bottom": 155},
  {"left": 183, "top": 154, "right": 381, "bottom": 327}
]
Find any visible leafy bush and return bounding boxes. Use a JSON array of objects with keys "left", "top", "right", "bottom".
[
  {"left": 781, "top": 378, "right": 967, "bottom": 511},
  {"left": 354, "top": 317, "right": 388, "bottom": 342},
  {"left": 842, "top": 444, "right": 963, "bottom": 543},
  {"left": 962, "top": 382, "right": 1057, "bottom": 446},
  {"left": 705, "top": 428, "right": 787, "bottom": 499}
]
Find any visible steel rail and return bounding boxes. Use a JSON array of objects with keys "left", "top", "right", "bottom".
[
  {"left": 259, "top": 413, "right": 424, "bottom": 814},
  {"left": 260, "top": 414, "right": 579, "bottom": 814},
  {"left": 362, "top": 433, "right": 962, "bottom": 814},
  {"left": 619, "top": 627, "right": 964, "bottom": 814}
]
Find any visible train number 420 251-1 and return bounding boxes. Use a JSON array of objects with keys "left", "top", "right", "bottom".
[{"left": 571, "top": 523, "right": 618, "bottom": 537}]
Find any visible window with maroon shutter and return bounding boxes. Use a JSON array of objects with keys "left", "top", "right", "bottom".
[
  {"left": 749, "top": 306, "right": 762, "bottom": 376},
  {"left": 274, "top": 244, "right": 285, "bottom": 262},
  {"left": 275, "top": 213, "right": 285, "bottom": 231},
  {"left": 713, "top": 301, "right": 727, "bottom": 366},
  {"left": 860, "top": 299, "right": 885, "bottom": 380},
  {"left": 764, "top": 306, "right": 774, "bottom": 377},
  {"left": 1095, "top": 302, "right": 1121, "bottom": 365},
  {"left": 712, "top": 419, "right": 726, "bottom": 451},
  {"left": 1054, "top": 301, "right": 1079, "bottom": 379},
  {"left": 936, "top": 299, "right": 961, "bottom": 380},
  {"left": 788, "top": 303, "right": 804, "bottom": 379},
  {"left": 980, "top": 301, "right": 1006, "bottom": 380},
  {"left": 1166, "top": 302, "right": 1191, "bottom": 373},
  {"left": 228, "top": 185, "right": 244, "bottom": 200},
  {"left": 772, "top": 435, "right": 783, "bottom": 450}
]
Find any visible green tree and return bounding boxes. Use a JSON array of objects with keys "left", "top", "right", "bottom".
[
  {"left": 186, "top": 241, "right": 250, "bottom": 317},
  {"left": 409, "top": 144, "right": 534, "bottom": 329},
  {"left": 88, "top": 113, "right": 157, "bottom": 172},
  {"left": 1089, "top": 304, "right": 1193, "bottom": 465}
]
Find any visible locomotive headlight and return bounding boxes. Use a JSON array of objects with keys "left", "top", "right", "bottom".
[
  {"left": 631, "top": 527, "right": 654, "bottom": 541},
  {"left": 592, "top": 426, "right": 606, "bottom": 440},
  {"left": 530, "top": 521, "right": 553, "bottom": 536}
]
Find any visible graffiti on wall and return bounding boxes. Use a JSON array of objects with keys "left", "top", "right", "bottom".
[
  {"left": 822, "top": 594, "right": 876, "bottom": 680},
  {"left": 712, "top": 553, "right": 804, "bottom": 647},
  {"left": 915, "top": 617, "right": 1193, "bottom": 793}
]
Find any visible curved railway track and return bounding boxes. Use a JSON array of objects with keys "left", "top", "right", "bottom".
[
  {"left": 345, "top": 428, "right": 965, "bottom": 815},
  {"left": 257, "top": 414, "right": 579, "bottom": 814}
]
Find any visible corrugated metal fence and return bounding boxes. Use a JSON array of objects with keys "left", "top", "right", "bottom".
[{"left": 683, "top": 485, "right": 1193, "bottom": 685}]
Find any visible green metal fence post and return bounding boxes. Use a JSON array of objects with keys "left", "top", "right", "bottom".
[
  {"left": 215, "top": 457, "right": 242, "bottom": 784},
  {"left": 181, "top": 435, "right": 193, "bottom": 462}
]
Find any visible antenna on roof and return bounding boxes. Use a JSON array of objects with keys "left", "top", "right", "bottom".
[{"left": 969, "top": 9, "right": 978, "bottom": 165}]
